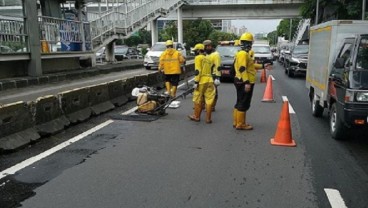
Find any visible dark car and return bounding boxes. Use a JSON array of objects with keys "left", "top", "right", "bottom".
[
  {"left": 96, "top": 45, "right": 141, "bottom": 62},
  {"left": 284, "top": 44, "right": 309, "bottom": 77},
  {"left": 216, "top": 44, "right": 241, "bottom": 81}
]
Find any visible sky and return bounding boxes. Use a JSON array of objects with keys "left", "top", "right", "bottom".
[{"left": 232, "top": 19, "right": 281, "bottom": 34}]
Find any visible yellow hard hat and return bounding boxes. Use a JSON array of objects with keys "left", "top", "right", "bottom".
[
  {"left": 240, "top": 32, "right": 254, "bottom": 42},
  {"left": 193, "top": 43, "right": 204, "bottom": 51},
  {"left": 234, "top": 40, "right": 240, "bottom": 46},
  {"left": 165, "top": 40, "right": 174, "bottom": 46}
]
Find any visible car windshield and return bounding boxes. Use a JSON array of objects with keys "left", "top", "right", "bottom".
[
  {"left": 115, "top": 47, "right": 128, "bottom": 54},
  {"left": 151, "top": 43, "right": 179, "bottom": 51},
  {"left": 216, "top": 46, "right": 241, "bottom": 57},
  {"left": 356, "top": 36, "right": 368, "bottom": 70},
  {"left": 293, "top": 45, "right": 309, "bottom": 54},
  {"left": 252, "top": 45, "right": 271, "bottom": 54}
]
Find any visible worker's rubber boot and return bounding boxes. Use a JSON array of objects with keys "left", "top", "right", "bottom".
[
  {"left": 165, "top": 82, "right": 171, "bottom": 95},
  {"left": 170, "top": 86, "right": 177, "bottom": 98},
  {"left": 212, "top": 98, "right": 217, "bottom": 112},
  {"left": 233, "top": 108, "right": 238, "bottom": 128},
  {"left": 236, "top": 111, "right": 253, "bottom": 130},
  {"left": 205, "top": 104, "right": 212, "bottom": 124},
  {"left": 188, "top": 103, "right": 201, "bottom": 122},
  {"left": 244, "top": 112, "right": 253, "bottom": 130}
]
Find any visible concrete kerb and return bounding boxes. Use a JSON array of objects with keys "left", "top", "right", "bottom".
[
  {"left": 0, "top": 101, "right": 40, "bottom": 152},
  {"left": 58, "top": 87, "right": 92, "bottom": 124},
  {"left": 134, "top": 74, "right": 149, "bottom": 87},
  {"left": 31, "top": 95, "right": 70, "bottom": 136},
  {"left": 107, "top": 80, "right": 128, "bottom": 106},
  {"left": 88, "top": 83, "right": 115, "bottom": 115}
]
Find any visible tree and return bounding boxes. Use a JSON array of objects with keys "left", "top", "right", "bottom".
[
  {"left": 267, "top": 30, "right": 278, "bottom": 46},
  {"left": 208, "top": 30, "right": 238, "bottom": 47},
  {"left": 159, "top": 21, "right": 177, "bottom": 42},
  {"left": 119, "top": 29, "right": 151, "bottom": 47},
  {"left": 300, "top": 0, "right": 366, "bottom": 24},
  {"left": 183, "top": 19, "right": 214, "bottom": 49},
  {"left": 276, "top": 19, "right": 301, "bottom": 41}
]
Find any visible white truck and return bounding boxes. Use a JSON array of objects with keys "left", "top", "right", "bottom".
[{"left": 306, "top": 20, "right": 368, "bottom": 140}]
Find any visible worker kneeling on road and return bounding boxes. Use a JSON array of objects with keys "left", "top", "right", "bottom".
[
  {"left": 188, "top": 43, "right": 216, "bottom": 123},
  {"left": 203, "top": 40, "right": 221, "bottom": 112},
  {"left": 159, "top": 40, "right": 185, "bottom": 98},
  {"left": 233, "top": 32, "right": 254, "bottom": 130}
]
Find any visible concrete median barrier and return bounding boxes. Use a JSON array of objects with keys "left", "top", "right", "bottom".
[
  {"left": 0, "top": 101, "right": 40, "bottom": 152},
  {"left": 59, "top": 87, "right": 91, "bottom": 124},
  {"left": 32, "top": 95, "right": 70, "bottom": 136},
  {"left": 89, "top": 83, "right": 115, "bottom": 115},
  {"left": 107, "top": 80, "right": 128, "bottom": 106},
  {"left": 134, "top": 74, "right": 149, "bottom": 87},
  {"left": 147, "top": 72, "right": 159, "bottom": 86},
  {"left": 123, "top": 77, "right": 136, "bottom": 96}
]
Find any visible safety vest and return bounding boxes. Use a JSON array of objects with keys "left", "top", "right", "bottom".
[
  {"left": 234, "top": 50, "right": 250, "bottom": 82},
  {"left": 248, "top": 50, "right": 263, "bottom": 84},
  {"left": 194, "top": 54, "right": 214, "bottom": 84},
  {"left": 159, "top": 48, "right": 185, "bottom": 74},
  {"left": 209, "top": 51, "right": 221, "bottom": 77}
]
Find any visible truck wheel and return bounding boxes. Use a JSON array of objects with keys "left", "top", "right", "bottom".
[
  {"left": 311, "top": 95, "right": 323, "bottom": 117},
  {"left": 329, "top": 103, "right": 347, "bottom": 140}
]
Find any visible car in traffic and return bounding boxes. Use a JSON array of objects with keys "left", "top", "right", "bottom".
[
  {"left": 144, "top": 42, "right": 186, "bottom": 70},
  {"left": 252, "top": 43, "right": 274, "bottom": 65},
  {"left": 284, "top": 44, "right": 309, "bottom": 77},
  {"left": 95, "top": 45, "right": 141, "bottom": 63},
  {"left": 216, "top": 43, "right": 241, "bottom": 81}
]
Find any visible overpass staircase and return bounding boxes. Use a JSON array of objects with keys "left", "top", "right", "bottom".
[
  {"left": 88, "top": 0, "right": 185, "bottom": 51},
  {"left": 292, "top": 19, "right": 310, "bottom": 46}
]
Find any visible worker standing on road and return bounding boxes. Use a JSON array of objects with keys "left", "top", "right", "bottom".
[
  {"left": 188, "top": 43, "right": 216, "bottom": 123},
  {"left": 203, "top": 40, "right": 221, "bottom": 112},
  {"left": 233, "top": 32, "right": 272, "bottom": 130},
  {"left": 159, "top": 40, "right": 185, "bottom": 97}
]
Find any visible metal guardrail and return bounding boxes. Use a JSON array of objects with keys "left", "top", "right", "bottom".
[
  {"left": 0, "top": 17, "right": 28, "bottom": 53},
  {"left": 186, "top": 0, "right": 304, "bottom": 4},
  {"left": 38, "top": 16, "right": 92, "bottom": 52}
]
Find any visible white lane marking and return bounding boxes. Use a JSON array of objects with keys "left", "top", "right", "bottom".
[
  {"left": 0, "top": 120, "right": 114, "bottom": 180},
  {"left": 0, "top": 76, "right": 196, "bottom": 181},
  {"left": 270, "top": 75, "right": 275, "bottom": 81},
  {"left": 324, "top": 188, "right": 348, "bottom": 208},
  {"left": 282, "top": 96, "right": 296, "bottom": 114}
]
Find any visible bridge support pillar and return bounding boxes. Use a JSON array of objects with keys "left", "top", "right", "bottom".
[
  {"left": 105, "top": 41, "right": 115, "bottom": 63},
  {"left": 24, "top": 0, "right": 42, "bottom": 77},
  {"left": 150, "top": 19, "right": 158, "bottom": 46},
  {"left": 177, "top": 7, "right": 183, "bottom": 44}
]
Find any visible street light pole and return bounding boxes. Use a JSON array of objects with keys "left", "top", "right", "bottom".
[
  {"left": 315, "top": 0, "right": 320, "bottom": 25},
  {"left": 363, "top": 0, "right": 367, "bottom": 20}
]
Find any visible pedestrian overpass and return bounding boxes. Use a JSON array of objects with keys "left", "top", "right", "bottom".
[{"left": 0, "top": 0, "right": 303, "bottom": 78}]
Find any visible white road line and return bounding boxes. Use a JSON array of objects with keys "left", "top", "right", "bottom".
[
  {"left": 270, "top": 75, "right": 275, "bottom": 81},
  {"left": 1, "top": 77, "right": 196, "bottom": 180},
  {"left": 0, "top": 119, "right": 114, "bottom": 180},
  {"left": 282, "top": 96, "right": 296, "bottom": 114},
  {"left": 324, "top": 188, "right": 348, "bottom": 208}
]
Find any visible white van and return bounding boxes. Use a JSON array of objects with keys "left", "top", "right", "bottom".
[
  {"left": 143, "top": 42, "right": 186, "bottom": 70},
  {"left": 252, "top": 43, "right": 273, "bottom": 65}
]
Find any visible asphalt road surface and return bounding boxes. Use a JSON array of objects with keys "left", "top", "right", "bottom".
[{"left": 1, "top": 62, "right": 368, "bottom": 208}]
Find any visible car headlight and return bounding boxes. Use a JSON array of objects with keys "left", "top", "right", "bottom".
[
  {"left": 144, "top": 55, "right": 152, "bottom": 61},
  {"left": 356, "top": 92, "right": 368, "bottom": 102}
]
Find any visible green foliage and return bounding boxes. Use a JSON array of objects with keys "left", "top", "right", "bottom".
[
  {"left": 267, "top": 30, "right": 278, "bottom": 46},
  {"left": 300, "top": 0, "right": 366, "bottom": 24},
  {"left": 277, "top": 19, "right": 301, "bottom": 41},
  {"left": 208, "top": 30, "right": 238, "bottom": 47},
  {"left": 182, "top": 20, "right": 214, "bottom": 49},
  {"left": 121, "top": 29, "right": 151, "bottom": 47},
  {"left": 159, "top": 21, "right": 177, "bottom": 41}
]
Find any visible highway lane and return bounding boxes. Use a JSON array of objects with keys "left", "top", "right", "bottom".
[
  {"left": 1, "top": 70, "right": 318, "bottom": 207},
  {"left": 270, "top": 62, "right": 368, "bottom": 208},
  {"left": 2, "top": 62, "right": 368, "bottom": 207}
]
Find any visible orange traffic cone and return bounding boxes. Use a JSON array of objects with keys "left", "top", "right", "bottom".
[
  {"left": 270, "top": 101, "right": 296, "bottom": 147},
  {"left": 262, "top": 76, "right": 275, "bottom": 102},
  {"left": 260, "top": 68, "right": 267, "bottom": 83}
]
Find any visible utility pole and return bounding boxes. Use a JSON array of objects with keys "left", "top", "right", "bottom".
[
  {"left": 315, "top": 0, "right": 320, "bottom": 25},
  {"left": 363, "top": 0, "right": 367, "bottom": 20},
  {"left": 289, "top": 19, "right": 292, "bottom": 41}
]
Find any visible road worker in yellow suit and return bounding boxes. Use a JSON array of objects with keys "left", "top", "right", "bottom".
[
  {"left": 233, "top": 33, "right": 271, "bottom": 130},
  {"left": 203, "top": 40, "right": 221, "bottom": 111},
  {"left": 188, "top": 43, "right": 216, "bottom": 123},
  {"left": 159, "top": 40, "right": 185, "bottom": 97}
]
